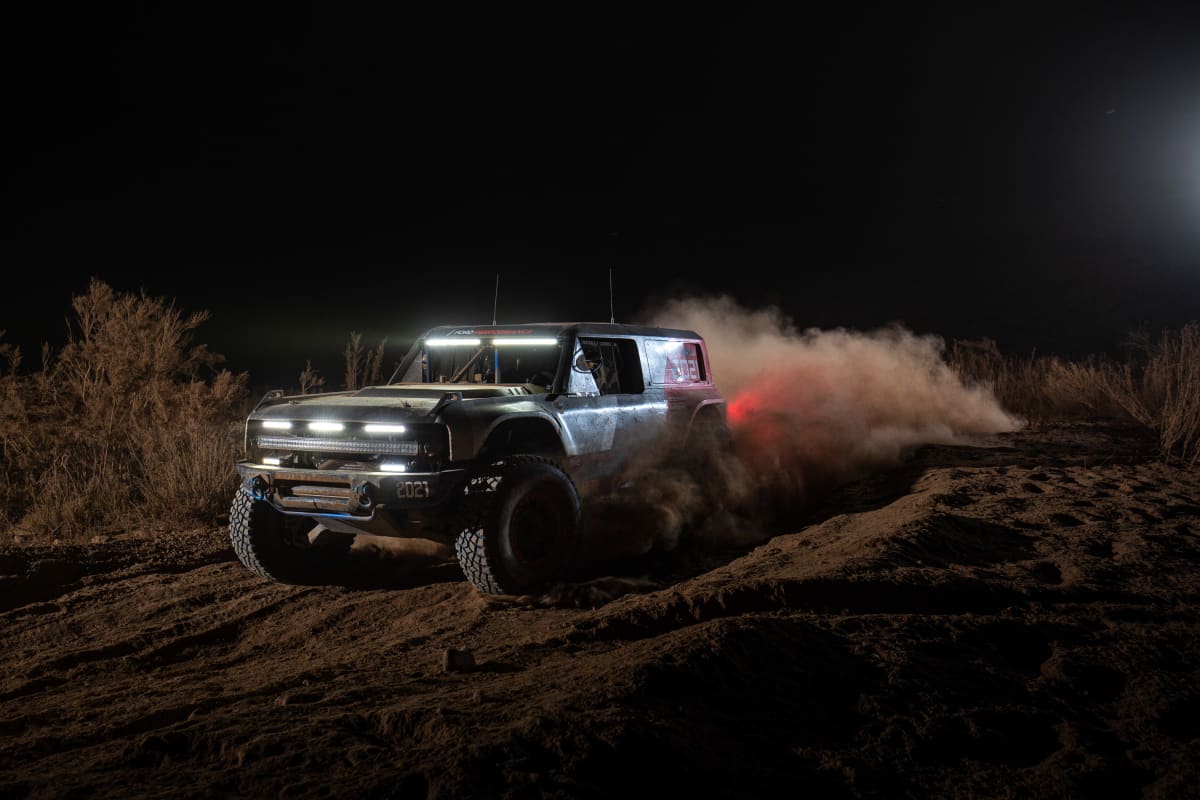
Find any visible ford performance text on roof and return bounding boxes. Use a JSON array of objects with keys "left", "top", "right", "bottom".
[{"left": 231, "top": 323, "right": 727, "bottom": 594}]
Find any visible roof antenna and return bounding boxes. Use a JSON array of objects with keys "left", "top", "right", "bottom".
[
  {"left": 608, "top": 268, "right": 616, "bottom": 324},
  {"left": 492, "top": 274, "right": 500, "bottom": 325}
]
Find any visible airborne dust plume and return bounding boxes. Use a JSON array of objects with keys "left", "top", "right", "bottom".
[{"left": 577, "top": 296, "right": 1023, "bottom": 562}]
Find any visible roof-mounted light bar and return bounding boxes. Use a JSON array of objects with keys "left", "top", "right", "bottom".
[
  {"left": 492, "top": 337, "right": 558, "bottom": 346},
  {"left": 426, "top": 337, "right": 481, "bottom": 347}
]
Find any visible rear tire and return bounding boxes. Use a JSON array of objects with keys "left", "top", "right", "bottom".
[
  {"left": 455, "top": 456, "right": 581, "bottom": 594},
  {"left": 229, "top": 490, "right": 352, "bottom": 584}
]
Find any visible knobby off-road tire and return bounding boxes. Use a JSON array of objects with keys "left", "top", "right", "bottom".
[
  {"left": 685, "top": 418, "right": 733, "bottom": 462},
  {"left": 454, "top": 456, "right": 581, "bottom": 595},
  {"left": 229, "top": 489, "right": 352, "bottom": 585}
]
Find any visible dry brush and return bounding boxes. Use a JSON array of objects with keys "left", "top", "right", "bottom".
[
  {"left": 0, "top": 280, "right": 249, "bottom": 539},
  {"left": 948, "top": 322, "right": 1199, "bottom": 467}
]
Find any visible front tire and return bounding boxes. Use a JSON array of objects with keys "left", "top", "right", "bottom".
[
  {"left": 229, "top": 490, "right": 352, "bottom": 584},
  {"left": 455, "top": 457, "right": 581, "bottom": 594}
]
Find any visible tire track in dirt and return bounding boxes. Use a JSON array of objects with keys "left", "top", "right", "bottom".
[{"left": 1, "top": 423, "right": 1198, "bottom": 798}]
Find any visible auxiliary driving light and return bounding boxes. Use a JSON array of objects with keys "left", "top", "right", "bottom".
[
  {"left": 380, "top": 462, "right": 408, "bottom": 472},
  {"left": 262, "top": 456, "right": 281, "bottom": 466},
  {"left": 308, "top": 421, "right": 344, "bottom": 432},
  {"left": 364, "top": 424, "right": 407, "bottom": 434},
  {"left": 262, "top": 420, "right": 292, "bottom": 429}
]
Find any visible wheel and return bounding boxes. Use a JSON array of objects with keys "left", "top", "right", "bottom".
[
  {"left": 683, "top": 416, "right": 734, "bottom": 464},
  {"left": 454, "top": 456, "right": 581, "bottom": 594},
  {"left": 229, "top": 489, "right": 352, "bottom": 584}
]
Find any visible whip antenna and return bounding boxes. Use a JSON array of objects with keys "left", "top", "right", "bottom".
[
  {"left": 609, "top": 268, "right": 615, "bottom": 324},
  {"left": 492, "top": 274, "right": 500, "bottom": 325}
]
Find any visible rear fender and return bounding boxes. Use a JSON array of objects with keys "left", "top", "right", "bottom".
[{"left": 685, "top": 399, "right": 728, "bottom": 442}]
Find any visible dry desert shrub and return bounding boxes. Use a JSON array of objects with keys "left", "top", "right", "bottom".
[
  {"left": 297, "top": 359, "right": 326, "bottom": 394},
  {"left": 1095, "top": 323, "right": 1200, "bottom": 467},
  {"left": 949, "top": 323, "right": 1200, "bottom": 466},
  {"left": 343, "top": 331, "right": 387, "bottom": 391},
  {"left": 0, "top": 280, "right": 249, "bottom": 539},
  {"left": 946, "top": 338, "right": 1118, "bottom": 422},
  {"left": 293, "top": 332, "right": 387, "bottom": 394}
]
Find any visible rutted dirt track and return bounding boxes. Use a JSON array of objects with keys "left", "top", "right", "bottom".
[{"left": 2, "top": 423, "right": 1198, "bottom": 798}]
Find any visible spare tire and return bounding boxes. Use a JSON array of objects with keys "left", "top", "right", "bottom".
[{"left": 454, "top": 456, "right": 581, "bottom": 594}]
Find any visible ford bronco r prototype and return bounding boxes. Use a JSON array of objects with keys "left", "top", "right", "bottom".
[{"left": 231, "top": 323, "right": 727, "bottom": 594}]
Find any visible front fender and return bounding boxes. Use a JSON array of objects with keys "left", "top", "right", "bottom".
[{"left": 436, "top": 399, "right": 567, "bottom": 461}]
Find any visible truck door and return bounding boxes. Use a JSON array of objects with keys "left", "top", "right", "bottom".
[{"left": 553, "top": 337, "right": 660, "bottom": 490}]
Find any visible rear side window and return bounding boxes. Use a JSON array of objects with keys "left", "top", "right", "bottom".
[
  {"left": 645, "top": 339, "right": 706, "bottom": 385},
  {"left": 574, "top": 338, "right": 645, "bottom": 395}
]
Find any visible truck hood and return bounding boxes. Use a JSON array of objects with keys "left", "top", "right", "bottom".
[{"left": 250, "top": 383, "right": 538, "bottom": 424}]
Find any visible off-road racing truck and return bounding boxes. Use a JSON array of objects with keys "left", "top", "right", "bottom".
[{"left": 231, "top": 322, "right": 727, "bottom": 594}]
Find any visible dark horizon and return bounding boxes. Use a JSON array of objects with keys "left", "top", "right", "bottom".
[{"left": 8, "top": 5, "right": 1199, "bottom": 388}]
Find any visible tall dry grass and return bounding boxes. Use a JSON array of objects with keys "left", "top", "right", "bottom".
[
  {"left": 343, "top": 332, "right": 387, "bottom": 391},
  {"left": 948, "top": 322, "right": 1200, "bottom": 467},
  {"left": 1095, "top": 323, "right": 1200, "bottom": 467},
  {"left": 946, "top": 339, "right": 1119, "bottom": 423},
  {"left": 297, "top": 359, "right": 326, "bottom": 395},
  {"left": 0, "top": 280, "right": 249, "bottom": 539},
  {"left": 4, "top": 280, "right": 1194, "bottom": 541}
]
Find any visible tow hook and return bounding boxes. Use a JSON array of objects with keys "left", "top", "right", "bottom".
[
  {"left": 353, "top": 481, "right": 373, "bottom": 510},
  {"left": 248, "top": 476, "right": 269, "bottom": 500}
]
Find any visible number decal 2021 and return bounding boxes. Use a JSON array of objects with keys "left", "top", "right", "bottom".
[{"left": 397, "top": 481, "right": 430, "bottom": 499}]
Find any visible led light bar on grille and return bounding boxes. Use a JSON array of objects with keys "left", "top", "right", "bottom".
[
  {"left": 364, "top": 423, "right": 407, "bottom": 434},
  {"left": 258, "top": 436, "right": 419, "bottom": 456}
]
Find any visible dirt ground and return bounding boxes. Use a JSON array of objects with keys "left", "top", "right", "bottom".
[{"left": 1, "top": 422, "right": 1197, "bottom": 799}]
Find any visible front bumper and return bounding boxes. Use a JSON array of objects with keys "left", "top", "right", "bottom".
[{"left": 235, "top": 461, "right": 468, "bottom": 536}]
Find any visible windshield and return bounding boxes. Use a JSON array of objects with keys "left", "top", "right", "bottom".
[{"left": 398, "top": 340, "right": 564, "bottom": 389}]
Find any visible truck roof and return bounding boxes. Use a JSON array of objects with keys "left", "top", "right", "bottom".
[{"left": 419, "top": 322, "right": 704, "bottom": 341}]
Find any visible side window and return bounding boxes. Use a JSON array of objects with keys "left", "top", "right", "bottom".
[
  {"left": 572, "top": 338, "right": 644, "bottom": 395},
  {"left": 645, "top": 339, "right": 706, "bottom": 385}
]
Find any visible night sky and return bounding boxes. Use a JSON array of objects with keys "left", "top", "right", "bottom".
[{"left": 9, "top": 5, "right": 1199, "bottom": 387}]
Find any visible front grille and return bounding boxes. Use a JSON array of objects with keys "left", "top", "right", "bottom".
[{"left": 258, "top": 436, "right": 419, "bottom": 456}]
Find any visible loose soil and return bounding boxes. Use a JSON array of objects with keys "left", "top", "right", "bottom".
[{"left": 1, "top": 422, "right": 1197, "bottom": 798}]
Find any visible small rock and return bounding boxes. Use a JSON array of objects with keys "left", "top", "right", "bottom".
[{"left": 442, "top": 648, "right": 476, "bottom": 673}]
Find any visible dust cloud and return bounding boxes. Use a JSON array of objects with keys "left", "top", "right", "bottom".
[
  {"left": 654, "top": 295, "right": 1022, "bottom": 489},
  {"left": 578, "top": 295, "right": 1022, "bottom": 563}
]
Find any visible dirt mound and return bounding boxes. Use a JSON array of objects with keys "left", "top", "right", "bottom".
[{"left": 1, "top": 422, "right": 1197, "bottom": 798}]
